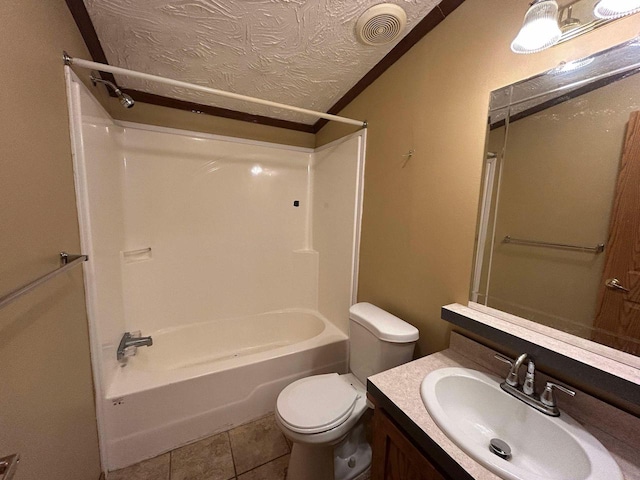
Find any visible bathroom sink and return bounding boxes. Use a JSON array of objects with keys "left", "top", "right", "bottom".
[{"left": 420, "top": 368, "right": 622, "bottom": 480}]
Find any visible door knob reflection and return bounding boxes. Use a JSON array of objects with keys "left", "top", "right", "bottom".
[{"left": 604, "top": 278, "right": 630, "bottom": 293}]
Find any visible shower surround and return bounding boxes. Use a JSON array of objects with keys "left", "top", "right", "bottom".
[{"left": 65, "top": 69, "right": 365, "bottom": 471}]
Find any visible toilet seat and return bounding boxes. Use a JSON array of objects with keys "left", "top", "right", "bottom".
[{"left": 276, "top": 373, "right": 361, "bottom": 434}]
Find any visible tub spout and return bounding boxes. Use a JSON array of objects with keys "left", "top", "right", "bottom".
[{"left": 117, "top": 331, "right": 153, "bottom": 361}]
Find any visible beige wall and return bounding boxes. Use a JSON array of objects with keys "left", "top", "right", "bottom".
[
  {"left": 0, "top": 1, "right": 103, "bottom": 479},
  {"left": 316, "top": 0, "right": 640, "bottom": 357}
]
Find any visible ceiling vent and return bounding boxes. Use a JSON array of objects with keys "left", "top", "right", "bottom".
[{"left": 356, "top": 3, "right": 407, "bottom": 46}]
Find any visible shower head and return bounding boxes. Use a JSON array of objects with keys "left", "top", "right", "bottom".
[
  {"left": 90, "top": 74, "right": 135, "bottom": 108},
  {"left": 118, "top": 92, "right": 135, "bottom": 109}
]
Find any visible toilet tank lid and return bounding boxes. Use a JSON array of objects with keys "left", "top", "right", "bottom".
[{"left": 349, "top": 302, "right": 419, "bottom": 343}]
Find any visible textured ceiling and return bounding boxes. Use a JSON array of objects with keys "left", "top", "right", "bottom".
[{"left": 83, "top": 0, "right": 440, "bottom": 124}]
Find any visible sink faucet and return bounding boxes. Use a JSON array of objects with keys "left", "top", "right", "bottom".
[
  {"left": 504, "top": 352, "right": 529, "bottom": 387},
  {"left": 117, "top": 331, "right": 153, "bottom": 361},
  {"left": 494, "top": 353, "right": 575, "bottom": 416}
]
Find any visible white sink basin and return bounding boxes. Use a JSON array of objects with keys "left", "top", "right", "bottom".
[{"left": 420, "top": 367, "right": 622, "bottom": 480}]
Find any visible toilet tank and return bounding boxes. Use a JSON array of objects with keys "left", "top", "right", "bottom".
[{"left": 348, "top": 303, "right": 419, "bottom": 385}]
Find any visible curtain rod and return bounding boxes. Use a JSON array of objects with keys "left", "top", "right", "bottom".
[{"left": 63, "top": 52, "right": 367, "bottom": 128}]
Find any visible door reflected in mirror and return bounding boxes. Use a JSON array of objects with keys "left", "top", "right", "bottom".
[{"left": 471, "top": 37, "right": 640, "bottom": 358}]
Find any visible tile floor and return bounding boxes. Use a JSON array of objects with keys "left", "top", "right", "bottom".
[
  {"left": 107, "top": 413, "right": 371, "bottom": 480},
  {"left": 107, "top": 414, "right": 290, "bottom": 480}
]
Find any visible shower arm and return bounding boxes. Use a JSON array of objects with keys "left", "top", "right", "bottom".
[
  {"left": 91, "top": 75, "right": 122, "bottom": 95},
  {"left": 89, "top": 73, "right": 135, "bottom": 108},
  {"left": 63, "top": 52, "right": 368, "bottom": 128}
]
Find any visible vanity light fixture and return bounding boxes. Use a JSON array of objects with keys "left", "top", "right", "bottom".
[
  {"left": 559, "top": 5, "right": 580, "bottom": 30},
  {"left": 593, "top": 0, "right": 640, "bottom": 19},
  {"left": 511, "top": 0, "right": 562, "bottom": 54},
  {"left": 512, "top": 0, "right": 640, "bottom": 54}
]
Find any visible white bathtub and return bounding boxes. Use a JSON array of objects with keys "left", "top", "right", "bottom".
[{"left": 103, "top": 309, "right": 348, "bottom": 470}]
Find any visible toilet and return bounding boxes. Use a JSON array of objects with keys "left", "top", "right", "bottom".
[{"left": 275, "top": 302, "right": 419, "bottom": 480}]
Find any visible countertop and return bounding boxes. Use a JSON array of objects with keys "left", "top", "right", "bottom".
[{"left": 367, "top": 332, "right": 640, "bottom": 480}]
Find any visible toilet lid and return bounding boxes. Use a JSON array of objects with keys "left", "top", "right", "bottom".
[{"left": 277, "top": 373, "right": 360, "bottom": 434}]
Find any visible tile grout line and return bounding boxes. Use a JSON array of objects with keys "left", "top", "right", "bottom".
[
  {"left": 227, "top": 414, "right": 290, "bottom": 477},
  {"left": 226, "top": 430, "right": 239, "bottom": 480},
  {"left": 235, "top": 452, "right": 290, "bottom": 478}
]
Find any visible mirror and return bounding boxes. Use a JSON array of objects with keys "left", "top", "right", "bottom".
[{"left": 471, "top": 37, "right": 640, "bottom": 361}]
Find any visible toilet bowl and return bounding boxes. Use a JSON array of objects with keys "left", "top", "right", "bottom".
[
  {"left": 275, "top": 373, "right": 371, "bottom": 480},
  {"left": 275, "top": 303, "right": 419, "bottom": 480}
]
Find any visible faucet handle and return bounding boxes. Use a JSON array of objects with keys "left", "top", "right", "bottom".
[
  {"left": 494, "top": 353, "right": 518, "bottom": 387},
  {"left": 494, "top": 353, "right": 514, "bottom": 366},
  {"left": 540, "top": 381, "right": 576, "bottom": 407}
]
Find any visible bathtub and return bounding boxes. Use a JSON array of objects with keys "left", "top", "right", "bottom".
[{"left": 103, "top": 309, "right": 348, "bottom": 470}]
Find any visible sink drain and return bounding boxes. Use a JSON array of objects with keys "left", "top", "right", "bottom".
[{"left": 489, "top": 438, "right": 512, "bottom": 460}]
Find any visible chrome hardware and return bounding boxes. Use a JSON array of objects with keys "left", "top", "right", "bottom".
[
  {"left": 117, "top": 331, "right": 153, "bottom": 361},
  {"left": 522, "top": 360, "right": 536, "bottom": 396},
  {"left": 605, "top": 278, "right": 630, "bottom": 293},
  {"left": 0, "top": 252, "right": 88, "bottom": 310},
  {"left": 0, "top": 454, "right": 19, "bottom": 480},
  {"left": 494, "top": 352, "right": 529, "bottom": 387},
  {"left": 90, "top": 73, "right": 135, "bottom": 109},
  {"left": 489, "top": 438, "right": 512, "bottom": 460},
  {"left": 494, "top": 353, "right": 573, "bottom": 416},
  {"left": 503, "top": 235, "right": 604, "bottom": 254},
  {"left": 493, "top": 353, "right": 514, "bottom": 366},
  {"left": 540, "top": 382, "right": 576, "bottom": 414},
  {"left": 59, "top": 252, "right": 86, "bottom": 266}
]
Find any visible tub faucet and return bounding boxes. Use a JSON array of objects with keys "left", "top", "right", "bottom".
[{"left": 117, "top": 331, "right": 153, "bottom": 361}]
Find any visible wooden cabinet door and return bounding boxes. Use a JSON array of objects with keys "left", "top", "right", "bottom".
[{"left": 371, "top": 407, "right": 446, "bottom": 480}]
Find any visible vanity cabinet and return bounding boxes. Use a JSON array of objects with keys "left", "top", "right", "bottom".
[{"left": 371, "top": 405, "right": 447, "bottom": 480}]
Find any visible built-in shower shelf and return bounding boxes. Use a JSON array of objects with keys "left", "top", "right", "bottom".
[{"left": 122, "top": 247, "right": 152, "bottom": 263}]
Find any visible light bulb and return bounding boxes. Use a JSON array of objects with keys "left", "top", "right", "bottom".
[
  {"left": 511, "top": 0, "right": 562, "bottom": 54},
  {"left": 594, "top": 0, "right": 640, "bottom": 19}
]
